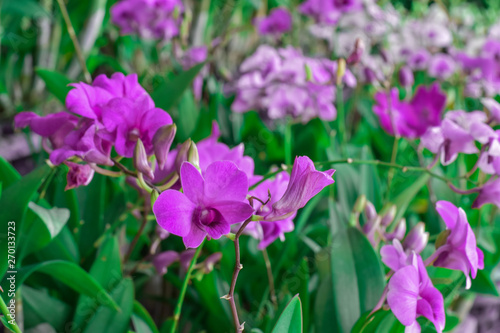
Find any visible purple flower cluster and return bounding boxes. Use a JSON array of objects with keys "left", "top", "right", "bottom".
[
  {"left": 231, "top": 45, "right": 356, "bottom": 123},
  {"left": 373, "top": 83, "right": 446, "bottom": 139},
  {"left": 111, "top": 0, "right": 184, "bottom": 41},
  {"left": 380, "top": 201, "right": 484, "bottom": 332},
  {"left": 299, "top": 0, "right": 363, "bottom": 25},
  {"left": 15, "top": 73, "right": 173, "bottom": 189},
  {"left": 257, "top": 8, "right": 292, "bottom": 36}
]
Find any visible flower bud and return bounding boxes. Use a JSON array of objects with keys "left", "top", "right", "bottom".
[
  {"left": 153, "top": 251, "right": 179, "bottom": 275},
  {"left": 398, "top": 66, "right": 414, "bottom": 88},
  {"left": 134, "top": 139, "right": 154, "bottom": 179},
  {"left": 174, "top": 139, "right": 192, "bottom": 172},
  {"left": 364, "top": 201, "right": 378, "bottom": 221},
  {"left": 153, "top": 124, "right": 177, "bottom": 170},
  {"left": 385, "top": 218, "right": 407, "bottom": 241},
  {"left": 336, "top": 58, "right": 346, "bottom": 86},
  {"left": 353, "top": 195, "right": 367, "bottom": 214},
  {"left": 346, "top": 38, "right": 365, "bottom": 65},
  {"left": 403, "top": 222, "right": 429, "bottom": 254},
  {"left": 203, "top": 252, "right": 222, "bottom": 273},
  {"left": 188, "top": 141, "right": 200, "bottom": 168},
  {"left": 380, "top": 204, "right": 397, "bottom": 227},
  {"left": 65, "top": 162, "right": 94, "bottom": 190}
]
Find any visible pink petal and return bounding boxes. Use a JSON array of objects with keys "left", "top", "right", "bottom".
[
  {"left": 211, "top": 201, "right": 255, "bottom": 225},
  {"left": 436, "top": 201, "right": 459, "bottom": 229},
  {"left": 180, "top": 162, "right": 205, "bottom": 204},
  {"left": 203, "top": 161, "right": 249, "bottom": 203},
  {"left": 153, "top": 190, "right": 195, "bottom": 237}
]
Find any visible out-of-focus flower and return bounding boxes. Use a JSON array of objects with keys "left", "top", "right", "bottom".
[
  {"left": 481, "top": 98, "right": 500, "bottom": 123},
  {"left": 398, "top": 66, "right": 414, "bottom": 87},
  {"left": 421, "top": 111, "right": 488, "bottom": 165},
  {"left": 232, "top": 45, "right": 356, "bottom": 123},
  {"left": 403, "top": 222, "right": 429, "bottom": 254},
  {"left": 181, "top": 46, "right": 208, "bottom": 100},
  {"left": 373, "top": 83, "right": 446, "bottom": 139},
  {"left": 111, "top": 0, "right": 184, "bottom": 41},
  {"left": 64, "top": 161, "right": 95, "bottom": 190},
  {"left": 299, "top": 0, "right": 363, "bottom": 25},
  {"left": 408, "top": 49, "right": 431, "bottom": 71},
  {"left": 153, "top": 161, "right": 254, "bottom": 248},
  {"left": 434, "top": 201, "right": 484, "bottom": 289},
  {"left": 266, "top": 156, "right": 335, "bottom": 220},
  {"left": 257, "top": 8, "right": 292, "bottom": 36},
  {"left": 153, "top": 250, "right": 179, "bottom": 275},
  {"left": 428, "top": 54, "right": 456, "bottom": 80},
  {"left": 387, "top": 253, "right": 445, "bottom": 333},
  {"left": 472, "top": 178, "right": 500, "bottom": 209}
]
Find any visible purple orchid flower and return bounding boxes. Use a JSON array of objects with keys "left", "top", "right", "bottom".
[
  {"left": 433, "top": 201, "right": 484, "bottom": 289},
  {"left": 387, "top": 253, "right": 445, "bottom": 333},
  {"left": 111, "top": 0, "right": 184, "bottom": 41},
  {"left": 257, "top": 8, "right": 292, "bottom": 36},
  {"left": 481, "top": 98, "right": 500, "bottom": 123},
  {"left": 428, "top": 54, "right": 456, "bottom": 80},
  {"left": 14, "top": 111, "right": 78, "bottom": 150},
  {"left": 153, "top": 250, "right": 180, "bottom": 275},
  {"left": 266, "top": 156, "right": 335, "bottom": 220},
  {"left": 181, "top": 46, "right": 208, "bottom": 100},
  {"left": 373, "top": 84, "right": 446, "bottom": 139},
  {"left": 472, "top": 178, "right": 500, "bottom": 209},
  {"left": 64, "top": 161, "right": 95, "bottom": 190},
  {"left": 246, "top": 171, "right": 296, "bottom": 249},
  {"left": 153, "top": 161, "right": 255, "bottom": 248}
]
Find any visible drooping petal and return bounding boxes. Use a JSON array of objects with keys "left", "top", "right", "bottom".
[
  {"left": 436, "top": 200, "right": 459, "bottom": 229},
  {"left": 387, "top": 265, "right": 419, "bottom": 326},
  {"left": 153, "top": 190, "right": 196, "bottom": 237},
  {"left": 211, "top": 201, "right": 255, "bottom": 225},
  {"left": 183, "top": 225, "right": 206, "bottom": 249}
]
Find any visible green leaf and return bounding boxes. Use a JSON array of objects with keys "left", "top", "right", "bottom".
[
  {"left": 19, "top": 202, "right": 70, "bottom": 259},
  {"left": 0, "top": 260, "right": 119, "bottom": 311},
  {"left": 23, "top": 285, "right": 71, "bottom": 331},
  {"left": 392, "top": 173, "right": 430, "bottom": 223},
  {"left": 73, "top": 236, "right": 123, "bottom": 330},
  {"left": 0, "top": 157, "right": 21, "bottom": 188},
  {"left": 83, "top": 278, "right": 134, "bottom": 333},
  {"left": 35, "top": 69, "right": 72, "bottom": 103},
  {"left": 131, "top": 301, "right": 160, "bottom": 333},
  {"left": 151, "top": 63, "right": 205, "bottom": 112},
  {"left": 271, "top": 294, "right": 303, "bottom": 333},
  {"left": 1, "top": 0, "right": 50, "bottom": 18},
  {"left": 470, "top": 270, "right": 499, "bottom": 296},
  {"left": 315, "top": 227, "right": 385, "bottom": 333},
  {"left": 0, "top": 165, "right": 52, "bottom": 277}
]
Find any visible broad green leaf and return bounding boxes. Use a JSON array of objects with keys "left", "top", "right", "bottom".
[
  {"left": 315, "top": 227, "right": 385, "bottom": 333},
  {"left": 470, "top": 270, "right": 498, "bottom": 296},
  {"left": 1, "top": 0, "right": 50, "bottom": 18},
  {"left": 392, "top": 173, "right": 430, "bottom": 223},
  {"left": 151, "top": 63, "right": 205, "bottom": 112},
  {"left": 0, "top": 260, "right": 119, "bottom": 311},
  {"left": 19, "top": 202, "right": 70, "bottom": 258},
  {"left": 0, "top": 165, "right": 52, "bottom": 278},
  {"left": 35, "top": 69, "right": 73, "bottom": 104},
  {"left": 359, "top": 146, "right": 382, "bottom": 209},
  {"left": 83, "top": 278, "right": 134, "bottom": 333},
  {"left": 23, "top": 285, "right": 71, "bottom": 331},
  {"left": 0, "top": 157, "right": 20, "bottom": 188},
  {"left": 271, "top": 295, "right": 303, "bottom": 333},
  {"left": 132, "top": 301, "right": 160, "bottom": 333},
  {"left": 73, "top": 236, "right": 123, "bottom": 330}
]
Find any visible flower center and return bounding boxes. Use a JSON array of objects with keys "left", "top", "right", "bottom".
[{"left": 199, "top": 208, "right": 222, "bottom": 226}]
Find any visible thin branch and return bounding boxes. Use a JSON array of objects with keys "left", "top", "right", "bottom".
[{"left": 262, "top": 248, "right": 277, "bottom": 306}]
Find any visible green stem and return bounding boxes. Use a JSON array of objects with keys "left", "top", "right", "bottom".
[
  {"left": 170, "top": 240, "right": 204, "bottom": 333},
  {"left": 0, "top": 294, "right": 22, "bottom": 333},
  {"left": 284, "top": 119, "right": 292, "bottom": 166},
  {"left": 336, "top": 84, "right": 346, "bottom": 155},
  {"left": 386, "top": 136, "right": 400, "bottom": 195}
]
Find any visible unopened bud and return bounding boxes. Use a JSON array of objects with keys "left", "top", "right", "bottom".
[
  {"left": 134, "top": 139, "right": 154, "bottom": 179},
  {"left": 153, "top": 124, "right": 177, "bottom": 170},
  {"left": 380, "top": 204, "right": 397, "bottom": 227},
  {"left": 188, "top": 141, "right": 200, "bottom": 168},
  {"left": 353, "top": 195, "right": 367, "bottom": 213},
  {"left": 346, "top": 38, "right": 365, "bottom": 65},
  {"left": 336, "top": 58, "right": 346, "bottom": 86},
  {"left": 403, "top": 222, "right": 429, "bottom": 254},
  {"left": 305, "top": 64, "right": 313, "bottom": 82},
  {"left": 364, "top": 201, "right": 377, "bottom": 221},
  {"left": 385, "top": 218, "right": 407, "bottom": 241},
  {"left": 435, "top": 229, "right": 451, "bottom": 249},
  {"left": 174, "top": 139, "right": 192, "bottom": 172},
  {"left": 398, "top": 66, "right": 414, "bottom": 88}
]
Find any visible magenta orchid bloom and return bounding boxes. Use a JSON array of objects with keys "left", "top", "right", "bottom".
[
  {"left": 257, "top": 8, "right": 293, "bottom": 36},
  {"left": 434, "top": 201, "right": 484, "bottom": 289},
  {"left": 153, "top": 161, "right": 255, "bottom": 248},
  {"left": 387, "top": 253, "right": 445, "bottom": 333}
]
